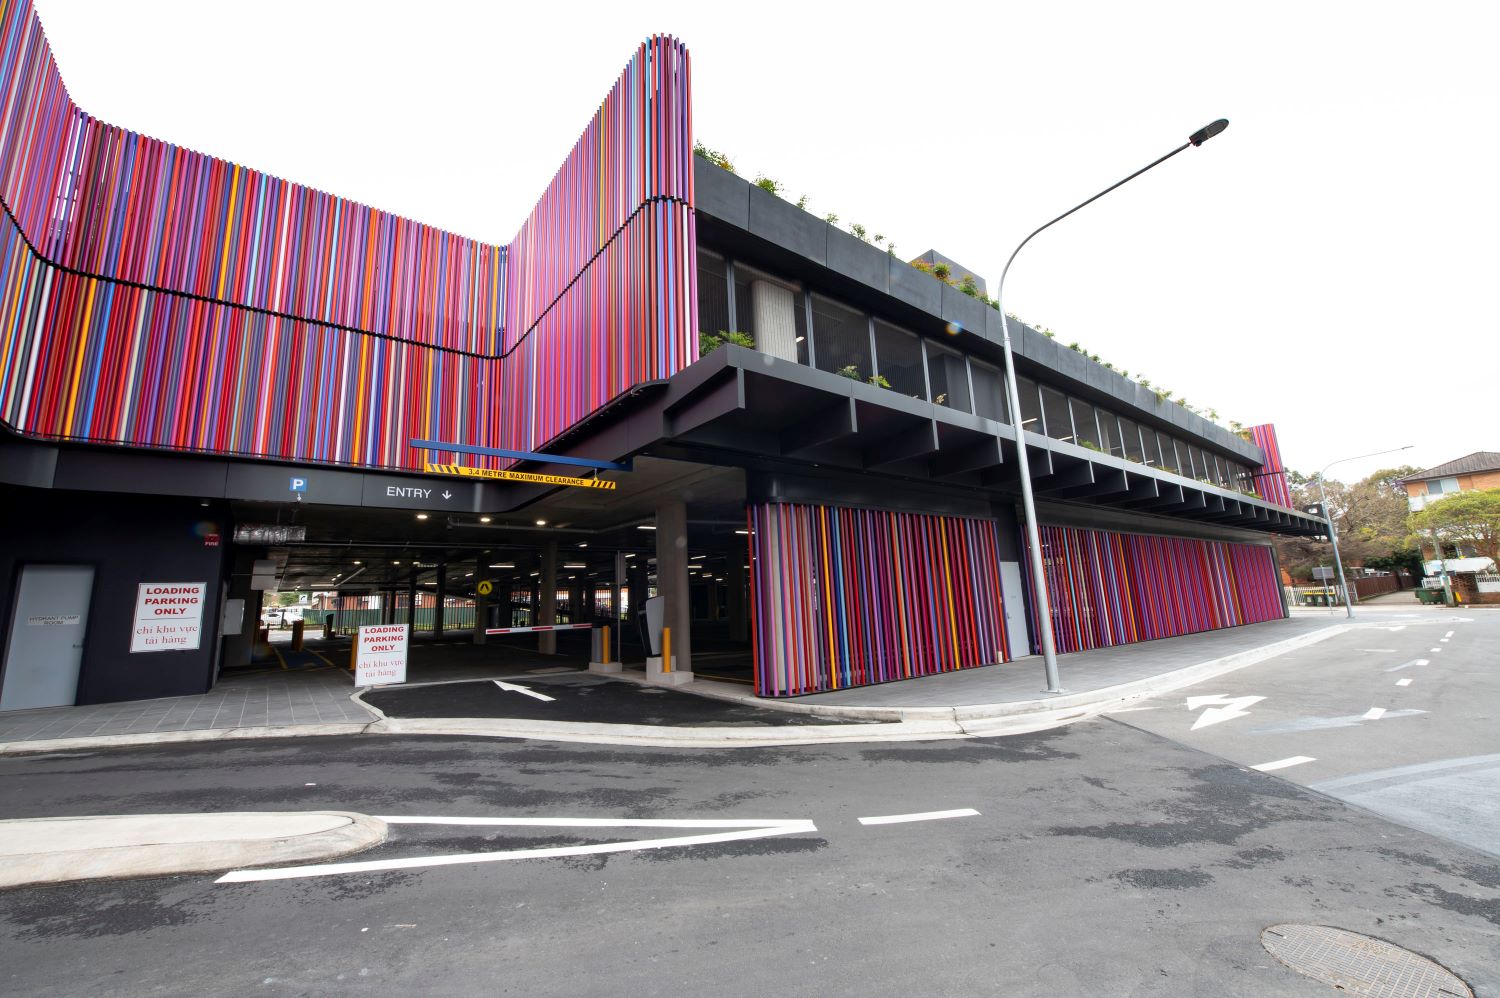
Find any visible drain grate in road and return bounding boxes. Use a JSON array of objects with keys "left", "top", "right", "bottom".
[{"left": 1261, "top": 924, "right": 1471, "bottom": 997}]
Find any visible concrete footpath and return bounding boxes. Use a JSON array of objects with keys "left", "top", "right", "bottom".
[{"left": 0, "top": 615, "right": 1370, "bottom": 753}]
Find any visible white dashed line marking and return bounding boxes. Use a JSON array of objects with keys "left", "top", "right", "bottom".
[
  {"left": 1430, "top": 647, "right": 1443, "bottom": 653},
  {"left": 1445, "top": 630, "right": 1455, "bottom": 638},
  {"left": 1251, "top": 756, "right": 1316, "bottom": 773},
  {"left": 1396, "top": 678, "right": 1413, "bottom": 687},
  {"left": 1362, "top": 707, "right": 1387, "bottom": 720},
  {"left": 858, "top": 809, "right": 980, "bottom": 826}
]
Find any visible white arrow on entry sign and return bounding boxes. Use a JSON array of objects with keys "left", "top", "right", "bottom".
[{"left": 1185, "top": 694, "right": 1266, "bottom": 730}]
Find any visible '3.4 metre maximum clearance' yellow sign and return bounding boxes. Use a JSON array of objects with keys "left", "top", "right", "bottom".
[{"left": 424, "top": 463, "right": 618, "bottom": 491}]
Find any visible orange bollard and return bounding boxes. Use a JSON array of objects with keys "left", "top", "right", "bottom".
[{"left": 662, "top": 626, "right": 672, "bottom": 673}]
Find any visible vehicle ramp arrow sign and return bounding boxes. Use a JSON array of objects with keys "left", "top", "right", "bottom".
[{"left": 1185, "top": 694, "right": 1266, "bottom": 730}]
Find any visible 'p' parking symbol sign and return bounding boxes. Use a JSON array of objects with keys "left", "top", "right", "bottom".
[{"left": 289, "top": 477, "right": 307, "bottom": 493}]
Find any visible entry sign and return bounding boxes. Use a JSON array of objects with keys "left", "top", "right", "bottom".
[
  {"left": 130, "top": 582, "right": 207, "bottom": 653},
  {"left": 354, "top": 624, "right": 409, "bottom": 686}
]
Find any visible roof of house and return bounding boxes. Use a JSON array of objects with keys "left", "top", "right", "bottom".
[{"left": 1407, "top": 451, "right": 1500, "bottom": 481}]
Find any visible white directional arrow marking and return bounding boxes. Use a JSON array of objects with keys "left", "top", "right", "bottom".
[
  {"left": 494, "top": 680, "right": 555, "bottom": 701},
  {"left": 1380, "top": 625, "right": 1406, "bottom": 632},
  {"left": 1384, "top": 658, "right": 1428, "bottom": 673},
  {"left": 1185, "top": 694, "right": 1266, "bottom": 730}
]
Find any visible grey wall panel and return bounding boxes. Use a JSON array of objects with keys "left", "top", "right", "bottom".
[
  {"left": 693, "top": 158, "right": 749, "bottom": 229},
  {"left": 747, "top": 186, "right": 826, "bottom": 266},
  {"left": 827, "top": 227, "right": 889, "bottom": 290}
]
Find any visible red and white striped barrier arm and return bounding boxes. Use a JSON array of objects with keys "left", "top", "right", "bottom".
[{"left": 484, "top": 623, "right": 596, "bottom": 635}]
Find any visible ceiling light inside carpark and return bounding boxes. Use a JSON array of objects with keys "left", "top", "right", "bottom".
[
  {"left": 416, "top": 513, "right": 428, "bottom": 520},
  {"left": 625, "top": 553, "right": 636, "bottom": 558},
  {"left": 535, "top": 519, "right": 547, "bottom": 526},
  {"left": 392, "top": 560, "right": 401, "bottom": 565},
  {"left": 564, "top": 562, "right": 586, "bottom": 569},
  {"left": 691, "top": 555, "right": 705, "bottom": 560},
  {"left": 529, "top": 572, "right": 540, "bottom": 577},
  {"left": 637, "top": 524, "right": 656, "bottom": 531},
  {"left": 489, "top": 562, "right": 515, "bottom": 569},
  {"left": 479, "top": 516, "right": 492, "bottom": 523},
  {"left": 735, "top": 529, "right": 749, "bottom": 535},
  {"left": 353, "top": 560, "right": 362, "bottom": 565},
  {"left": 577, "top": 542, "right": 588, "bottom": 548},
  {"left": 465, "top": 572, "right": 474, "bottom": 577}
]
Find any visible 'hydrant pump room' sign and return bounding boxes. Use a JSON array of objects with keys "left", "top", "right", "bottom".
[
  {"left": 354, "top": 624, "right": 409, "bottom": 686},
  {"left": 131, "top": 582, "right": 208, "bottom": 653}
]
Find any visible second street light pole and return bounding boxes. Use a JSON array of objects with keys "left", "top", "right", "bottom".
[
  {"left": 1313, "top": 445, "right": 1414, "bottom": 619},
  {"left": 996, "top": 119, "right": 1229, "bottom": 693}
]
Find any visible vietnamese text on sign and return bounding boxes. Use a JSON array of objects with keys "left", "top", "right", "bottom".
[{"left": 354, "top": 624, "right": 409, "bottom": 686}]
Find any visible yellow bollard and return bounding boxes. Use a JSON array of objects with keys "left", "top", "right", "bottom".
[
  {"left": 601, "top": 624, "right": 611, "bottom": 664},
  {"left": 662, "top": 626, "right": 672, "bottom": 673},
  {"left": 291, "top": 618, "right": 305, "bottom": 651}
]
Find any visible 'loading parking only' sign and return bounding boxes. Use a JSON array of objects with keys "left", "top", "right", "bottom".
[
  {"left": 354, "top": 624, "right": 409, "bottom": 686},
  {"left": 130, "top": 582, "right": 207, "bottom": 653}
]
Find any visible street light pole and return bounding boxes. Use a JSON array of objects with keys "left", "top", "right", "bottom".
[
  {"left": 996, "top": 119, "right": 1229, "bottom": 693},
  {"left": 1313, "top": 445, "right": 1414, "bottom": 618}
]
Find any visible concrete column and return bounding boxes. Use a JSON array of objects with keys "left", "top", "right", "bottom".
[
  {"left": 539, "top": 540, "right": 558, "bottom": 654},
  {"left": 473, "top": 556, "right": 488, "bottom": 645},
  {"left": 650, "top": 499, "right": 693, "bottom": 683},
  {"left": 434, "top": 562, "right": 446, "bottom": 639},
  {"left": 751, "top": 280, "right": 798, "bottom": 361},
  {"left": 728, "top": 553, "right": 748, "bottom": 643}
]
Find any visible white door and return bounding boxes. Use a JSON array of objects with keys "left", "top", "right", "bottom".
[
  {"left": 999, "top": 561, "right": 1031, "bottom": 658},
  {"left": 2, "top": 565, "right": 94, "bottom": 710}
]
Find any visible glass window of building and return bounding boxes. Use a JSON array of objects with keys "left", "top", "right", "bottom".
[
  {"left": 871, "top": 320, "right": 926, "bottom": 398},
  {"left": 697, "top": 249, "right": 730, "bottom": 342},
  {"left": 1118, "top": 417, "right": 1144, "bottom": 462},
  {"left": 1155, "top": 431, "right": 1179, "bottom": 473},
  {"left": 1096, "top": 408, "right": 1119, "bottom": 457},
  {"left": 1041, "top": 386, "right": 1073, "bottom": 441},
  {"left": 1017, "top": 376, "right": 1043, "bottom": 431},
  {"left": 970, "top": 361, "right": 1007, "bottom": 422},
  {"left": 810, "top": 294, "right": 870, "bottom": 380},
  {"left": 1428, "top": 477, "right": 1460, "bottom": 494},
  {"left": 1069, "top": 398, "right": 1100, "bottom": 449},
  {"left": 925, "top": 340, "right": 972, "bottom": 412}
]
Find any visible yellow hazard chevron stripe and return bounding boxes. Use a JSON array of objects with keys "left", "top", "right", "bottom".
[{"left": 424, "top": 463, "right": 618, "bottom": 490}]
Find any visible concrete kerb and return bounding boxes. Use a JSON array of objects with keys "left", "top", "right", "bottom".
[
  {"left": 0, "top": 811, "right": 387, "bottom": 888},
  {"left": 0, "top": 625, "right": 1352, "bottom": 753}
]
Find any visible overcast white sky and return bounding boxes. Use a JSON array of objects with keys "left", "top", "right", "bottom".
[{"left": 35, "top": 1, "right": 1498, "bottom": 485}]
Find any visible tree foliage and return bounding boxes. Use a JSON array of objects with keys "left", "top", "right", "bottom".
[
  {"left": 1408, "top": 487, "right": 1500, "bottom": 568},
  {"left": 1274, "top": 465, "right": 1422, "bottom": 581}
]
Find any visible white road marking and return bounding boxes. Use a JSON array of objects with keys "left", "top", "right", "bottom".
[
  {"left": 1430, "top": 647, "right": 1443, "bottom": 653},
  {"left": 1251, "top": 709, "right": 1426, "bottom": 734},
  {"left": 1362, "top": 707, "right": 1387, "bottom": 720},
  {"left": 1380, "top": 625, "right": 1407, "bottom": 632},
  {"left": 1440, "top": 637, "right": 1450, "bottom": 643},
  {"left": 493, "top": 680, "right": 556, "bottom": 701},
  {"left": 1445, "top": 630, "right": 1455, "bottom": 638},
  {"left": 1357, "top": 648, "right": 1398, "bottom": 653},
  {"left": 858, "top": 809, "right": 980, "bottom": 826},
  {"left": 1186, "top": 694, "right": 1265, "bottom": 730},
  {"left": 1251, "top": 756, "right": 1316, "bottom": 773},
  {"left": 1396, "top": 678, "right": 1413, "bottom": 687},
  {"left": 1386, "top": 658, "right": 1429, "bottom": 672},
  {"left": 217, "top": 816, "right": 818, "bottom": 883}
]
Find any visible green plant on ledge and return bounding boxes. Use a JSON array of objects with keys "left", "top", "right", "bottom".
[
  {"left": 836, "top": 365, "right": 861, "bottom": 380},
  {"left": 692, "top": 142, "right": 735, "bottom": 174},
  {"left": 699, "top": 330, "right": 755, "bottom": 357},
  {"left": 867, "top": 374, "right": 891, "bottom": 389},
  {"left": 754, "top": 174, "right": 782, "bottom": 197}
]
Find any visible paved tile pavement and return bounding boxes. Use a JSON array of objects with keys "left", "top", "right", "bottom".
[{"left": 0, "top": 668, "right": 373, "bottom": 744}]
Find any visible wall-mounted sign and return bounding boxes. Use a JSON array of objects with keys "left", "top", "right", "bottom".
[
  {"left": 354, "top": 624, "right": 409, "bottom": 686},
  {"left": 476, "top": 580, "right": 494, "bottom": 597},
  {"left": 130, "top": 582, "right": 207, "bottom": 653},
  {"left": 28, "top": 614, "right": 81, "bottom": 627},
  {"left": 234, "top": 524, "right": 307, "bottom": 544},
  {"left": 204, "top": 534, "right": 220, "bottom": 547},
  {"left": 424, "top": 463, "right": 617, "bottom": 491},
  {"left": 290, "top": 477, "right": 308, "bottom": 493}
]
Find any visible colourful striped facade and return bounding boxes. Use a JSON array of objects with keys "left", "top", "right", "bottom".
[
  {"left": 1247, "top": 423, "right": 1293, "bottom": 508},
  {"left": 748, "top": 502, "right": 1011, "bottom": 697},
  {"left": 1021, "top": 523, "right": 1283, "bottom": 655},
  {"left": 0, "top": 0, "right": 694, "bottom": 470}
]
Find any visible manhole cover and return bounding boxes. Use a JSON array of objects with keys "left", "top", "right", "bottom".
[{"left": 1261, "top": 924, "right": 1471, "bottom": 997}]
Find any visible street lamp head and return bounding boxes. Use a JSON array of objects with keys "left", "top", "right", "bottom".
[{"left": 1189, "top": 119, "right": 1229, "bottom": 147}]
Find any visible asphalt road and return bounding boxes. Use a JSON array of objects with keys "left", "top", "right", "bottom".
[
  {"left": 1114, "top": 606, "right": 1500, "bottom": 859},
  {"left": 1, "top": 716, "right": 1497, "bottom": 995}
]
